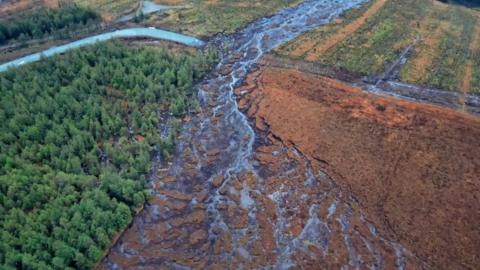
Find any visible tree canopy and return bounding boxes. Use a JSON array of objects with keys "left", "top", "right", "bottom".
[
  {"left": 0, "top": 41, "right": 216, "bottom": 269},
  {"left": 0, "top": 5, "right": 100, "bottom": 45}
]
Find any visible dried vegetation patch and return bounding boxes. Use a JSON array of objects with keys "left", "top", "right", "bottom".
[{"left": 238, "top": 65, "right": 480, "bottom": 270}]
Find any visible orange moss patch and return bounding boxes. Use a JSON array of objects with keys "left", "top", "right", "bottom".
[
  {"left": 136, "top": 135, "right": 145, "bottom": 143},
  {"left": 289, "top": 39, "right": 317, "bottom": 58},
  {"left": 0, "top": 0, "right": 59, "bottom": 17},
  {"left": 462, "top": 60, "right": 473, "bottom": 94},
  {"left": 461, "top": 18, "right": 480, "bottom": 93},
  {"left": 238, "top": 65, "right": 480, "bottom": 269},
  {"left": 305, "top": 0, "right": 388, "bottom": 61}
]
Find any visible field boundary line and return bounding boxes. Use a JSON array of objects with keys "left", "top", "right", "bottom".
[{"left": 305, "top": 0, "right": 388, "bottom": 61}]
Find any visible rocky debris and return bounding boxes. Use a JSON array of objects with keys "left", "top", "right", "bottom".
[
  {"left": 255, "top": 117, "right": 268, "bottom": 131},
  {"left": 183, "top": 115, "right": 192, "bottom": 123},
  {"left": 232, "top": 52, "right": 243, "bottom": 61},
  {"left": 211, "top": 174, "right": 224, "bottom": 188},
  {"left": 237, "top": 98, "right": 249, "bottom": 110},
  {"left": 206, "top": 149, "right": 221, "bottom": 165},
  {"left": 214, "top": 230, "right": 232, "bottom": 254},
  {"left": 196, "top": 190, "right": 208, "bottom": 202},
  {"left": 211, "top": 113, "right": 221, "bottom": 126},
  {"left": 182, "top": 147, "right": 194, "bottom": 160},
  {"left": 170, "top": 210, "right": 206, "bottom": 227},
  {"left": 149, "top": 195, "right": 167, "bottom": 209},
  {"left": 190, "top": 229, "right": 207, "bottom": 245},
  {"left": 207, "top": 149, "right": 220, "bottom": 157},
  {"left": 162, "top": 175, "right": 176, "bottom": 183},
  {"left": 158, "top": 188, "right": 193, "bottom": 201},
  {"left": 219, "top": 65, "right": 232, "bottom": 76},
  {"left": 166, "top": 200, "right": 188, "bottom": 211}
]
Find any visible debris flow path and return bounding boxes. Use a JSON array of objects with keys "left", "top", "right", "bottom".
[{"left": 100, "top": 0, "right": 423, "bottom": 269}]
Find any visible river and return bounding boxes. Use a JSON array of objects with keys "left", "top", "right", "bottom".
[
  {"left": 99, "top": 0, "right": 422, "bottom": 269},
  {"left": 0, "top": 27, "right": 204, "bottom": 72}
]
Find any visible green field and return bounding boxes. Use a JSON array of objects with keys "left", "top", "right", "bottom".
[
  {"left": 73, "top": 0, "right": 138, "bottom": 20},
  {"left": 276, "top": 0, "right": 480, "bottom": 93},
  {"left": 150, "top": 0, "right": 302, "bottom": 37}
]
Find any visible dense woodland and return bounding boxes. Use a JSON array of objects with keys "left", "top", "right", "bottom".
[
  {"left": 0, "top": 41, "right": 216, "bottom": 269},
  {"left": 0, "top": 5, "right": 100, "bottom": 45}
]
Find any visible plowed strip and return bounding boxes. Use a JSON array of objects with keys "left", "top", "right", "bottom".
[
  {"left": 406, "top": 21, "right": 448, "bottom": 83},
  {"left": 305, "top": 0, "right": 387, "bottom": 61},
  {"left": 290, "top": 39, "right": 317, "bottom": 58},
  {"left": 461, "top": 18, "right": 480, "bottom": 93},
  {"left": 462, "top": 61, "right": 473, "bottom": 94},
  {"left": 469, "top": 18, "right": 480, "bottom": 52}
]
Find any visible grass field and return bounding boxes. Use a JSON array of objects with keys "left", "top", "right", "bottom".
[
  {"left": 149, "top": 0, "right": 302, "bottom": 37},
  {"left": 0, "top": 0, "right": 305, "bottom": 36},
  {"left": 276, "top": 0, "right": 480, "bottom": 93},
  {"left": 73, "top": 0, "right": 138, "bottom": 21},
  {"left": 0, "top": 0, "right": 59, "bottom": 19},
  {"left": 0, "top": 0, "right": 138, "bottom": 21}
]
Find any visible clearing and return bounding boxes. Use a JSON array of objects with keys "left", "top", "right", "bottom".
[
  {"left": 146, "top": 0, "right": 303, "bottom": 37},
  {"left": 305, "top": 0, "right": 388, "bottom": 61},
  {"left": 276, "top": 0, "right": 480, "bottom": 93}
]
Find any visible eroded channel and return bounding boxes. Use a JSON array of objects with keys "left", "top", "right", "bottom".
[{"left": 100, "top": 0, "right": 425, "bottom": 269}]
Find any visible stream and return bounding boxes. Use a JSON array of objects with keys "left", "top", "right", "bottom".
[
  {"left": 0, "top": 27, "right": 204, "bottom": 72},
  {"left": 100, "top": 0, "right": 424, "bottom": 269}
]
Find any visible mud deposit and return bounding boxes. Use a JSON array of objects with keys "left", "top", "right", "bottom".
[
  {"left": 236, "top": 65, "right": 480, "bottom": 269},
  {"left": 100, "top": 0, "right": 479, "bottom": 269}
]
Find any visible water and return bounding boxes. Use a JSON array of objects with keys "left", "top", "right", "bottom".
[
  {"left": 99, "top": 0, "right": 422, "bottom": 269},
  {"left": 0, "top": 27, "right": 204, "bottom": 72},
  {"left": 142, "top": 1, "right": 171, "bottom": 13},
  {"left": 117, "top": 1, "right": 178, "bottom": 22}
]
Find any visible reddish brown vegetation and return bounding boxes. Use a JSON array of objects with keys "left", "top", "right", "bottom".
[
  {"left": 237, "top": 65, "right": 480, "bottom": 269},
  {"left": 0, "top": 0, "right": 58, "bottom": 18}
]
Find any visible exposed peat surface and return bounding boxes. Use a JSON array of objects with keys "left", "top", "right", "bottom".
[
  {"left": 100, "top": 0, "right": 480, "bottom": 269},
  {"left": 236, "top": 65, "right": 480, "bottom": 270}
]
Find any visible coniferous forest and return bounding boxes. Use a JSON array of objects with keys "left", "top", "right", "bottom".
[
  {"left": 0, "top": 5, "right": 100, "bottom": 45},
  {"left": 0, "top": 41, "right": 216, "bottom": 269}
]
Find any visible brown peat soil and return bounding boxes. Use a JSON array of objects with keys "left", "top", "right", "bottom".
[{"left": 236, "top": 64, "right": 480, "bottom": 269}]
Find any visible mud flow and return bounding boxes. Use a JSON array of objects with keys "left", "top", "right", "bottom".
[{"left": 99, "top": 0, "right": 478, "bottom": 269}]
